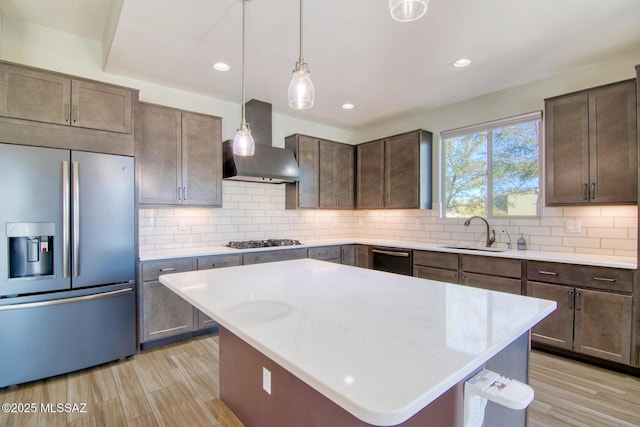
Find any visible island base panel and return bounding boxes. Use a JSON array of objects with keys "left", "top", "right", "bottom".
[{"left": 219, "top": 326, "right": 463, "bottom": 427}]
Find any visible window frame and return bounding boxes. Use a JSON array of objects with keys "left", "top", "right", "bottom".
[{"left": 440, "top": 111, "right": 543, "bottom": 219}]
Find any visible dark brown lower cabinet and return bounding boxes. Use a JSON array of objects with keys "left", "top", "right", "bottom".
[
  {"left": 527, "top": 281, "right": 632, "bottom": 365},
  {"left": 461, "top": 255, "right": 522, "bottom": 295},
  {"left": 140, "top": 254, "right": 242, "bottom": 344},
  {"left": 413, "top": 250, "right": 459, "bottom": 284},
  {"left": 341, "top": 245, "right": 370, "bottom": 268}
]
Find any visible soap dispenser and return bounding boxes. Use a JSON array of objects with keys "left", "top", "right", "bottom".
[{"left": 517, "top": 234, "right": 527, "bottom": 250}]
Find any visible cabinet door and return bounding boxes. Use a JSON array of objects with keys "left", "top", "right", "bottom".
[
  {"left": 319, "top": 141, "right": 337, "bottom": 208},
  {"left": 341, "top": 245, "right": 356, "bottom": 266},
  {"left": 71, "top": 80, "right": 133, "bottom": 134},
  {"left": 574, "top": 288, "right": 632, "bottom": 364},
  {"left": 357, "top": 140, "right": 385, "bottom": 208},
  {"left": 0, "top": 63, "right": 71, "bottom": 125},
  {"left": 526, "top": 282, "right": 574, "bottom": 350},
  {"left": 142, "top": 281, "right": 194, "bottom": 342},
  {"left": 385, "top": 133, "right": 420, "bottom": 208},
  {"left": 335, "top": 143, "right": 355, "bottom": 209},
  {"left": 319, "top": 141, "right": 354, "bottom": 209},
  {"left": 545, "top": 93, "right": 589, "bottom": 205},
  {"left": 588, "top": 81, "right": 637, "bottom": 204},
  {"left": 138, "top": 103, "right": 182, "bottom": 205},
  {"left": 296, "top": 135, "right": 320, "bottom": 208},
  {"left": 355, "top": 245, "right": 370, "bottom": 268},
  {"left": 181, "top": 112, "right": 222, "bottom": 206}
]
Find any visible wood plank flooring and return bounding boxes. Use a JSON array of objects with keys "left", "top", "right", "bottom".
[{"left": 1, "top": 335, "right": 638, "bottom": 426}]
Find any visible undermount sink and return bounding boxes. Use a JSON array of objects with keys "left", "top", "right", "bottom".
[{"left": 440, "top": 245, "right": 508, "bottom": 253}]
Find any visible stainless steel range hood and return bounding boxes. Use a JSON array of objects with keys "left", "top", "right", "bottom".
[{"left": 223, "top": 100, "right": 300, "bottom": 184}]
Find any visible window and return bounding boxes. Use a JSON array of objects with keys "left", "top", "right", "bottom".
[{"left": 441, "top": 112, "right": 541, "bottom": 218}]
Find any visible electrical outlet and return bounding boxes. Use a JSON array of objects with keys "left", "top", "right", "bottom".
[
  {"left": 262, "top": 367, "right": 271, "bottom": 395},
  {"left": 178, "top": 219, "right": 186, "bottom": 231},
  {"left": 565, "top": 220, "right": 582, "bottom": 234}
]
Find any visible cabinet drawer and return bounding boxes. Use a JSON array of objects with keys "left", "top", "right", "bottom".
[
  {"left": 242, "top": 248, "right": 308, "bottom": 265},
  {"left": 413, "top": 250, "right": 458, "bottom": 270},
  {"left": 308, "top": 246, "right": 342, "bottom": 262},
  {"left": 527, "top": 262, "right": 632, "bottom": 293},
  {"left": 197, "top": 254, "right": 242, "bottom": 270},
  {"left": 461, "top": 255, "right": 521, "bottom": 278},
  {"left": 463, "top": 273, "right": 522, "bottom": 295},
  {"left": 414, "top": 265, "right": 458, "bottom": 284},
  {"left": 142, "top": 258, "right": 196, "bottom": 281}
]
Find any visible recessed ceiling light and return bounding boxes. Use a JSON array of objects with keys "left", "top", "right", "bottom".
[
  {"left": 452, "top": 58, "right": 471, "bottom": 68},
  {"left": 342, "top": 103, "right": 355, "bottom": 110},
  {"left": 213, "top": 62, "right": 230, "bottom": 71}
]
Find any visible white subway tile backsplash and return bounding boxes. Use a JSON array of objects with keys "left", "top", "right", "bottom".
[{"left": 140, "top": 182, "right": 637, "bottom": 257}]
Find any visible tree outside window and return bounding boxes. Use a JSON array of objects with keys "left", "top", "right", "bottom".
[{"left": 442, "top": 114, "right": 541, "bottom": 218}]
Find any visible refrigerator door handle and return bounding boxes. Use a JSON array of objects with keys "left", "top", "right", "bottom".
[
  {"left": 62, "top": 161, "right": 70, "bottom": 278},
  {"left": 72, "top": 161, "right": 80, "bottom": 278}
]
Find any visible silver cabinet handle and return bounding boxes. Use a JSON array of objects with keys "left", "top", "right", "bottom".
[
  {"left": 159, "top": 267, "right": 177, "bottom": 272},
  {"left": 62, "top": 161, "right": 70, "bottom": 279},
  {"left": 64, "top": 104, "right": 70, "bottom": 123},
  {"left": 583, "top": 183, "right": 588, "bottom": 200},
  {"left": 592, "top": 276, "right": 616, "bottom": 283},
  {"left": 538, "top": 270, "right": 558, "bottom": 276},
  {"left": 72, "top": 161, "right": 80, "bottom": 278},
  {"left": 183, "top": 187, "right": 187, "bottom": 201},
  {"left": 177, "top": 186, "right": 182, "bottom": 201},
  {"left": 72, "top": 105, "right": 78, "bottom": 123},
  {"left": 575, "top": 290, "right": 582, "bottom": 310},
  {"left": 568, "top": 289, "right": 574, "bottom": 310},
  {"left": 0, "top": 288, "right": 133, "bottom": 311},
  {"left": 591, "top": 183, "right": 596, "bottom": 200}
]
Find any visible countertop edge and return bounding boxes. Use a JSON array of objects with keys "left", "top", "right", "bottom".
[{"left": 141, "top": 238, "right": 637, "bottom": 269}]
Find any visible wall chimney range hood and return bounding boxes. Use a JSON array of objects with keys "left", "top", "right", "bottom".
[{"left": 223, "top": 99, "right": 300, "bottom": 184}]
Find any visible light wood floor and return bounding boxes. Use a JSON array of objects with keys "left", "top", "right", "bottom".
[{"left": 1, "top": 335, "right": 639, "bottom": 426}]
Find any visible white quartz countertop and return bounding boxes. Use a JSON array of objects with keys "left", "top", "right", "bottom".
[
  {"left": 141, "top": 237, "right": 637, "bottom": 269},
  {"left": 159, "top": 258, "right": 556, "bottom": 426}
]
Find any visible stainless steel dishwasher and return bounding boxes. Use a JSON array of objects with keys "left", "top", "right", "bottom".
[{"left": 371, "top": 247, "right": 413, "bottom": 276}]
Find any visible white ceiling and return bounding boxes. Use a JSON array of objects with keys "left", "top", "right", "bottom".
[{"left": 1, "top": 0, "right": 639, "bottom": 130}]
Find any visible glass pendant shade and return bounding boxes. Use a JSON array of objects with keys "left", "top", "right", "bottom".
[
  {"left": 232, "top": 123, "right": 255, "bottom": 156},
  {"left": 288, "top": 62, "right": 315, "bottom": 110},
  {"left": 389, "top": 0, "right": 428, "bottom": 22}
]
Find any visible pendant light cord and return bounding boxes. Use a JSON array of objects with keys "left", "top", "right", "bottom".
[
  {"left": 299, "top": 0, "right": 303, "bottom": 61},
  {"left": 241, "top": 0, "right": 247, "bottom": 126}
]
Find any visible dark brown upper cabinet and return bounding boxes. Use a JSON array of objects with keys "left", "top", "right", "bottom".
[
  {"left": 545, "top": 79, "right": 637, "bottom": 205},
  {"left": 137, "top": 102, "right": 222, "bottom": 206},
  {"left": 285, "top": 134, "right": 354, "bottom": 209},
  {"left": 356, "top": 130, "right": 432, "bottom": 209},
  {"left": 319, "top": 141, "right": 354, "bottom": 209},
  {"left": 0, "top": 61, "right": 137, "bottom": 156},
  {"left": 0, "top": 62, "right": 133, "bottom": 134}
]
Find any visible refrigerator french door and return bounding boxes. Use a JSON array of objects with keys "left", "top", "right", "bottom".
[
  {"left": 0, "top": 143, "right": 136, "bottom": 387},
  {"left": 0, "top": 144, "right": 135, "bottom": 295}
]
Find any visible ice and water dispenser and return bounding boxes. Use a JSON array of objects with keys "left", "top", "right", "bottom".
[{"left": 7, "top": 222, "right": 55, "bottom": 279}]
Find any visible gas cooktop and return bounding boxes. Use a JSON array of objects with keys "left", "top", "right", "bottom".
[{"left": 226, "top": 239, "right": 302, "bottom": 249}]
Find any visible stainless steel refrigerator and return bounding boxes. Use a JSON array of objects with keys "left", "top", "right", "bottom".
[{"left": 0, "top": 143, "right": 136, "bottom": 387}]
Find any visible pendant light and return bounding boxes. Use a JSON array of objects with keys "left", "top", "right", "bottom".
[
  {"left": 288, "top": 0, "right": 315, "bottom": 109},
  {"left": 232, "top": 0, "right": 255, "bottom": 156},
  {"left": 389, "top": 0, "right": 429, "bottom": 22}
]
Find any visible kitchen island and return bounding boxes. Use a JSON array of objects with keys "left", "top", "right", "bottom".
[{"left": 159, "top": 259, "right": 555, "bottom": 426}]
